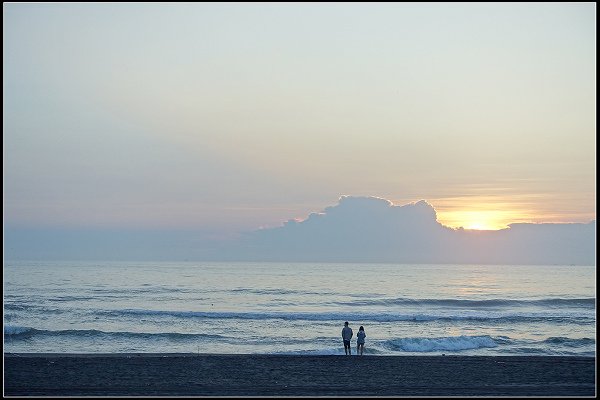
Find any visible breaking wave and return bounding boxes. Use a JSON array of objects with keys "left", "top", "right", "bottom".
[{"left": 383, "top": 335, "right": 499, "bottom": 352}]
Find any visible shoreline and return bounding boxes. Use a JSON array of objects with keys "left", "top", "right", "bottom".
[{"left": 4, "top": 353, "right": 596, "bottom": 397}]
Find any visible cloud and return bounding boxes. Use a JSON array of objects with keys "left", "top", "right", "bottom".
[
  {"left": 5, "top": 196, "right": 595, "bottom": 265},
  {"left": 218, "top": 196, "right": 595, "bottom": 265}
]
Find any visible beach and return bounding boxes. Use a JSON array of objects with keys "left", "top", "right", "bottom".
[{"left": 4, "top": 353, "right": 595, "bottom": 397}]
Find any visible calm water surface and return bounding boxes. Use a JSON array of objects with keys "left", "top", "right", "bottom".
[{"left": 4, "top": 261, "right": 595, "bottom": 356}]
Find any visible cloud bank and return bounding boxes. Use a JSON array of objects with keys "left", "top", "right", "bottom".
[
  {"left": 218, "top": 196, "right": 595, "bottom": 265},
  {"left": 5, "top": 196, "right": 595, "bottom": 265}
]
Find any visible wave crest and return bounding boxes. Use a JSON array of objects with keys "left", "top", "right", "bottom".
[
  {"left": 384, "top": 335, "right": 498, "bottom": 352},
  {"left": 96, "top": 308, "right": 594, "bottom": 324},
  {"left": 4, "top": 326, "right": 229, "bottom": 341}
]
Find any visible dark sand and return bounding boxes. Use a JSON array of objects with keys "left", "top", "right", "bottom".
[{"left": 3, "top": 353, "right": 596, "bottom": 397}]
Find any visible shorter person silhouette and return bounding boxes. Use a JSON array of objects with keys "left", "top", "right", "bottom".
[{"left": 356, "top": 326, "right": 366, "bottom": 355}]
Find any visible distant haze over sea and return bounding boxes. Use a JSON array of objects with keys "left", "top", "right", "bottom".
[{"left": 5, "top": 196, "right": 595, "bottom": 265}]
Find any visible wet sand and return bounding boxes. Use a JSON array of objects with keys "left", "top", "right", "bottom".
[{"left": 4, "top": 353, "right": 596, "bottom": 397}]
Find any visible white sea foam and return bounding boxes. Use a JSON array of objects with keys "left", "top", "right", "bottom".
[{"left": 386, "top": 335, "right": 499, "bottom": 352}]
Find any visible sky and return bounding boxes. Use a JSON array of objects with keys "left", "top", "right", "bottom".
[{"left": 4, "top": 2, "right": 596, "bottom": 244}]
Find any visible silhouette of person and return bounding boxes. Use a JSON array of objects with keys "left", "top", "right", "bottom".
[
  {"left": 356, "top": 326, "right": 366, "bottom": 355},
  {"left": 341, "top": 321, "right": 353, "bottom": 355}
]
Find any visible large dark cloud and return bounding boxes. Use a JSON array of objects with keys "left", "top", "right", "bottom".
[{"left": 220, "top": 196, "right": 595, "bottom": 265}]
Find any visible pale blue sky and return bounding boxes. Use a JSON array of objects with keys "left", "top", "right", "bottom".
[{"left": 4, "top": 3, "right": 596, "bottom": 235}]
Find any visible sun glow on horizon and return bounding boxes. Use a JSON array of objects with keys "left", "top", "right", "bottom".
[
  {"left": 396, "top": 194, "right": 595, "bottom": 231},
  {"left": 437, "top": 209, "right": 524, "bottom": 231},
  {"left": 463, "top": 222, "right": 494, "bottom": 231},
  {"left": 425, "top": 194, "right": 548, "bottom": 231}
]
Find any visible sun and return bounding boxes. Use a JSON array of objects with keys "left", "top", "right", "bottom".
[
  {"left": 464, "top": 222, "right": 486, "bottom": 230},
  {"left": 462, "top": 221, "right": 498, "bottom": 230},
  {"left": 438, "top": 210, "right": 512, "bottom": 231},
  {"left": 429, "top": 194, "right": 543, "bottom": 231}
]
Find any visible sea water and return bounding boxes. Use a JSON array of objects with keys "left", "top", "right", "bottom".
[{"left": 3, "top": 261, "right": 596, "bottom": 356}]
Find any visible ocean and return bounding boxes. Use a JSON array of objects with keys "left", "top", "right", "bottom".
[{"left": 4, "top": 261, "right": 596, "bottom": 356}]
